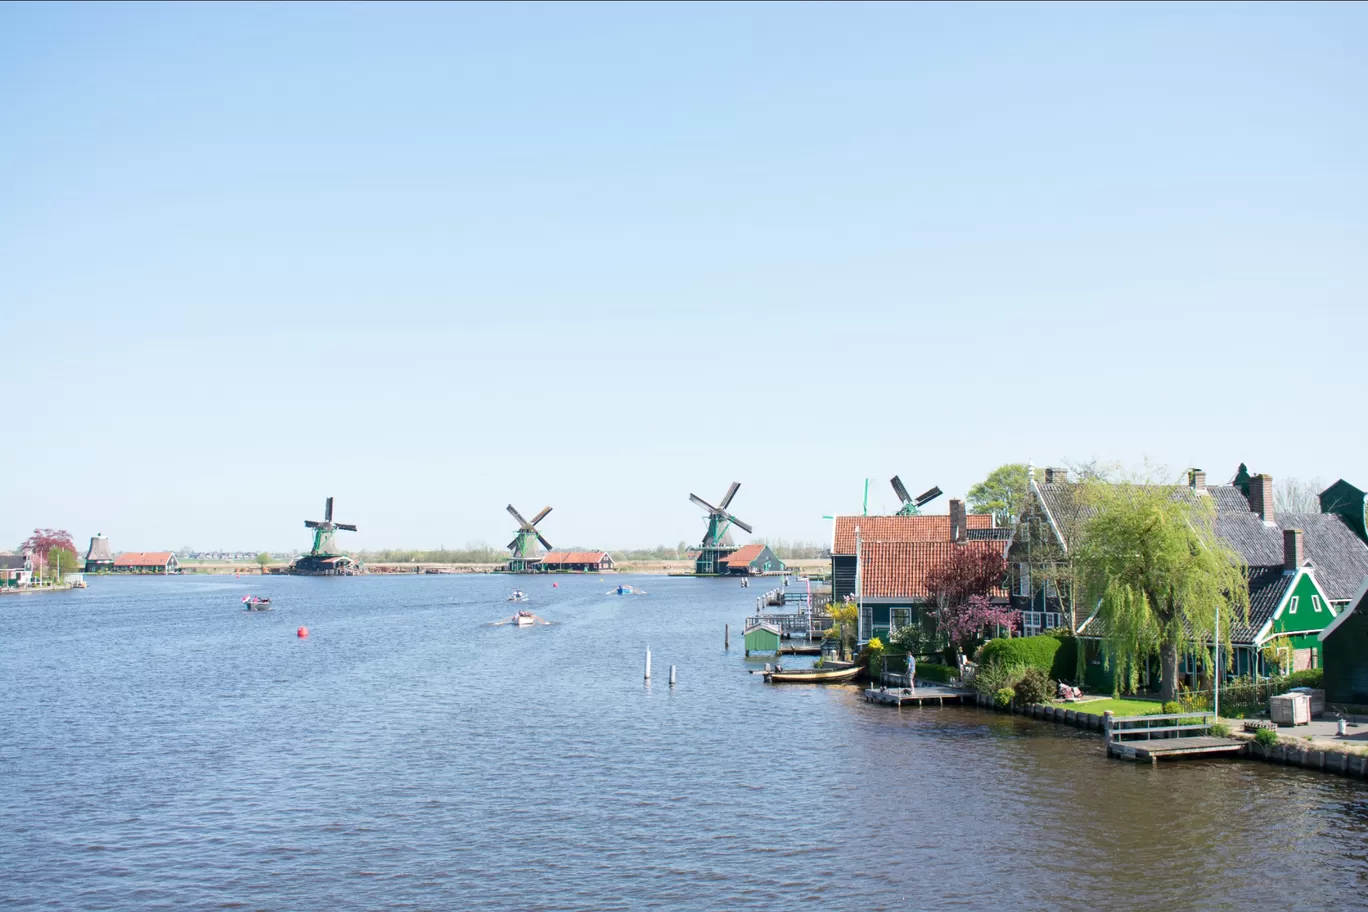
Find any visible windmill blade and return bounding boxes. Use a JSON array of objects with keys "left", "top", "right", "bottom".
[
  {"left": 304, "top": 520, "right": 323, "bottom": 529},
  {"left": 325, "top": 497, "right": 334, "bottom": 522},
  {"left": 914, "top": 486, "right": 943, "bottom": 508},
  {"left": 536, "top": 533, "right": 553, "bottom": 551},
  {"left": 507, "top": 537, "right": 520, "bottom": 551},
  {"left": 719, "top": 482, "right": 740, "bottom": 510},
  {"left": 690, "top": 494, "right": 718, "bottom": 513},
  {"left": 335, "top": 523, "right": 358, "bottom": 532},
  {"left": 506, "top": 504, "right": 531, "bottom": 529},
  {"left": 890, "top": 476, "right": 913, "bottom": 504},
  {"left": 727, "top": 514, "right": 754, "bottom": 534},
  {"left": 529, "top": 506, "right": 553, "bottom": 526}
]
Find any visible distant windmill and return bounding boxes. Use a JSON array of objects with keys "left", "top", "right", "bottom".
[
  {"left": 890, "top": 476, "right": 942, "bottom": 516},
  {"left": 690, "top": 481, "right": 753, "bottom": 575},
  {"left": 291, "top": 496, "right": 359, "bottom": 574},
  {"left": 506, "top": 504, "right": 552, "bottom": 573}
]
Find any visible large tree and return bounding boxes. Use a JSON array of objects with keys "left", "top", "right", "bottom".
[
  {"left": 924, "top": 545, "right": 1013, "bottom": 653},
  {"left": 21, "top": 529, "right": 76, "bottom": 579},
  {"left": 967, "top": 464, "right": 1029, "bottom": 525},
  {"left": 1073, "top": 480, "right": 1249, "bottom": 702}
]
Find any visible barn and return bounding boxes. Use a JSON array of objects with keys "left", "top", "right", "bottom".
[
  {"left": 112, "top": 552, "right": 181, "bottom": 574},
  {"left": 537, "top": 551, "right": 616, "bottom": 573},
  {"left": 719, "top": 543, "right": 785, "bottom": 576}
]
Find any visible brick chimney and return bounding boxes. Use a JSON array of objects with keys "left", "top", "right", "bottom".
[
  {"left": 949, "top": 498, "right": 966, "bottom": 543},
  {"left": 1043, "top": 467, "right": 1068, "bottom": 484},
  {"left": 1284, "top": 528, "right": 1303, "bottom": 571},
  {"left": 1189, "top": 468, "right": 1206, "bottom": 492},
  {"left": 1248, "top": 474, "right": 1274, "bottom": 523}
]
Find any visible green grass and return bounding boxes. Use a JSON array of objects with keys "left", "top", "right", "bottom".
[{"left": 1067, "top": 697, "right": 1164, "bottom": 717}]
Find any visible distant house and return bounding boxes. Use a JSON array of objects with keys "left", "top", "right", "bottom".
[
  {"left": 0, "top": 553, "right": 33, "bottom": 588},
  {"left": 1319, "top": 576, "right": 1368, "bottom": 707},
  {"left": 719, "top": 543, "right": 784, "bottom": 576},
  {"left": 112, "top": 552, "right": 180, "bottom": 574},
  {"left": 85, "top": 534, "right": 114, "bottom": 573},
  {"left": 536, "top": 551, "right": 616, "bottom": 573}
]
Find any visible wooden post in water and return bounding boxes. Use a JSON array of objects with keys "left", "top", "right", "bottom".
[
  {"left": 725, "top": 624, "right": 730, "bottom": 650},
  {"left": 669, "top": 665, "right": 676, "bottom": 686},
  {"left": 1103, "top": 711, "right": 1115, "bottom": 757},
  {"left": 645, "top": 646, "right": 651, "bottom": 680}
]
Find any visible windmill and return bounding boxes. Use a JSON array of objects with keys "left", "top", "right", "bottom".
[
  {"left": 890, "top": 476, "right": 942, "bottom": 516},
  {"left": 291, "top": 496, "right": 358, "bottom": 574},
  {"left": 506, "top": 504, "right": 552, "bottom": 573},
  {"left": 690, "top": 481, "right": 753, "bottom": 575}
]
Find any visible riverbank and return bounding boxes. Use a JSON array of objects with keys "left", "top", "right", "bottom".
[
  {"left": 0, "top": 582, "right": 78, "bottom": 596},
  {"left": 174, "top": 558, "right": 833, "bottom": 576}
]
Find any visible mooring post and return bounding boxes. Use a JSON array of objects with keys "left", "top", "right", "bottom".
[
  {"left": 1104, "top": 711, "right": 1115, "bottom": 757},
  {"left": 725, "top": 624, "right": 730, "bottom": 650},
  {"left": 645, "top": 646, "right": 651, "bottom": 680},
  {"left": 669, "top": 665, "right": 676, "bottom": 686}
]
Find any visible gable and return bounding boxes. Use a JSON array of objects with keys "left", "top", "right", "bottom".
[{"left": 1259, "top": 570, "right": 1337, "bottom": 644}]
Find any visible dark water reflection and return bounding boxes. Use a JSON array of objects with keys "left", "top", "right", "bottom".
[{"left": 2, "top": 575, "right": 1366, "bottom": 910}]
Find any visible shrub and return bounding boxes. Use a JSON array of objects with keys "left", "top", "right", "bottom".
[
  {"left": 994, "top": 687, "right": 1015, "bottom": 709},
  {"left": 973, "top": 660, "right": 1027, "bottom": 697},
  {"left": 1287, "top": 668, "right": 1324, "bottom": 689},
  {"left": 1254, "top": 727, "right": 1278, "bottom": 748},
  {"left": 915, "top": 662, "right": 955, "bottom": 684},
  {"left": 979, "top": 635, "right": 1065, "bottom": 677},
  {"left": 1015, "top": 667, "right": 1056, "bottom": 705},
  {"left": 1211, "top": 722, "right": 1231, "bottom": 737},
  {"left": 1161, "top": 701, "right": 1182, "bottom": 715}
]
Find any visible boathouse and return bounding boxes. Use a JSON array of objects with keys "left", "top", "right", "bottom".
[
  {"left": 84, "top": 533, "right": 114, "bottom": 573},
  {"left": 719, "top": 543, "right": 784, "bottom": 576},
  {"left": 537, "top": 551, "right": 616, "bottom": 572},
  {"left": 0, "top": 553, "right": 33, "bottom": 588},
  {"left": 743, "top": 620, "right": 782, "bottom": 655},
  {"left": 112, "top": 552, "right": 180, "bottom": 574},
  {"left": 1319, "top": 576, "right": 1368, "bottom": 706}
]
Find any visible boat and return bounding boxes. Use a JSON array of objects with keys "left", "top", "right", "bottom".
[
  {"left": 609, "top": 585, "right": 646, "bottom": 596},
  {"left": 514, "top": 609, "right": 535, "bottom": 627},
  {"left": 763, "top": 665, "right": 861, "bottom": 684},
  {"left": 242, "top": 595, "right": 272, "bottom": 611},
  {"left": 508, "top": 589, "right": 528, "bottom": 602}
]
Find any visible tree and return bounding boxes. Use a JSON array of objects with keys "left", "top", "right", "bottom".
[
  {"left": 1274, "top": 477, "right": 1323, "bottom": 514},
  {"left": 256, "top": 552, "right": 272, "bottom": 568},
  {"left": 21, "top": 529, "right": 76, "bottom": 581},
  {"left": 44, "top": 546, "right": 79, "bottom": 582},
  {"left": 967, "top": 464, "right": 1029, "bottom": 525},
  {"left": 1073, "top": 479, "right": 1250, "bottom": 702},
  {"left": 826, "top": 600, "right": 859, "bottom": 661},
  {"left": 924, "top": 546, "right": 1013, "bottom": 653}
]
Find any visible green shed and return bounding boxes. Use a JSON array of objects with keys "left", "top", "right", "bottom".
[{"left": 743, "top": 621, "right": 782, "bottom": 656}]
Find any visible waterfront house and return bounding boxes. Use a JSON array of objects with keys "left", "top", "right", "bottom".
[
  {"left": 0, "top": 553, "right": 34, "bottom": 588},
  {"left": 719, "top": 543, "right": 785, "bottom": 576},
  {"left": 536, "top": 551, "right": 616, "bottom": 572},
  {"left": 84, "top": 533, "right": 114, "bottom": 573},
  {"left": 112, "top": 552, "right": 180, "bottom": 574},
  {"left": 743, "top": 620, "right": 782, "bottom": 656},
  {"left": 830, "top": 499, "right": 1011, "bottom": 643},
  {"left": 1318, "top": 575, "right": 1368, "bottom": 707}
]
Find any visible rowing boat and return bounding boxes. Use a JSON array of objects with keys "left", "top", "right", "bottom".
[{"left": 764, "top": 665, "right": 861, "bottom": 684}]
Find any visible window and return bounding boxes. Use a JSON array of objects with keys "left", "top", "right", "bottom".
[
  {"left": 1311, "top": 648, "right": 1320, "bottom": 669},
  {"left": 1045, "top": 576, "right": 1058, "bottom": 599},
  {"left": 1288, "top": 596, "right": 1299, "bottom": 615},
  {"left": 891, "top": 607, "right": 911, "bottom": 632},
  {"left": 1045, "top": 612, "right": 1062, "bottom": 630},
  {"left": 859, "top": 606, "right": 872, "bottom": 641},
  {"left": 1023, "top": 611, "right": 1043, "bottom": 636},
  {"left": 1017, "top": 563, "right": 1031, "bottom": 597},
  {"left": 1312, "top": 595, "right": 1323, "bottom": 613}
]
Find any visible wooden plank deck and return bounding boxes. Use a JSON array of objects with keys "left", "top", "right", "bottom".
[
  {"left": 1109, "top": 736, "right": 1245, "bottom": 762},
  {"left": 863, "top": 686, "right": 976, "bottom": 707}
]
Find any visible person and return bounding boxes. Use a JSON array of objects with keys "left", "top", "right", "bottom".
[{"left": 908, "top": 654, "right": 917, "bottom": 692}]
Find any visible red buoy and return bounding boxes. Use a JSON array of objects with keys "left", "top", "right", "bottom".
[
  {"left": 552, "top": 582, "right": 558, "bottom": 588},
  {"left": 297, "top": 626, "right": 309, "bottom": 638}
]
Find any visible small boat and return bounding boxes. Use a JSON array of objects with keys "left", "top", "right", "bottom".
[
  {"left": 609, "top": 585, "right": 646, "bottom": 596},
  {"left": 242, "top": 595, "right": 272, "bottom": 611},
  {"left": 514, "top": 609, "right": 535, "bottom": 627},
  {"left": 508, "top": 589, "right": 528, "bottom": 602},
  {"left": 764, "top": 665, "right": 861, "bottom": 684}
]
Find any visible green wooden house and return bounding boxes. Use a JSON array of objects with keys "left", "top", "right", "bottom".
[
  {"left": 1319, "top": 576, "right": 1368, "bottom": 707},
  {"left": 743, "top": 621, "right": 781, "bottom": 656}
]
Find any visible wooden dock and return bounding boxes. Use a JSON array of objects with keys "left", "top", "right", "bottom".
[
  {"left": 1105, "top": 712, "right": 1245, "bottom": 764},
  {"left": 863, "top": 686, "right": 976, "bottom": 707}
]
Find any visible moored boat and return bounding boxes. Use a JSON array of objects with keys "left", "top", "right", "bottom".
[{"left": 763, "top": 665, "right": 861, "bottom": 684}]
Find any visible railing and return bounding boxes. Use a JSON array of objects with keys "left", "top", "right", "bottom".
[{"left": 1105, "top": 712, "right": 1216, "bottom": 744}]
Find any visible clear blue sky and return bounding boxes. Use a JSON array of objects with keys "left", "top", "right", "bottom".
[{"left": 2, "top": 1, "right": 1365, "bottom": 552}]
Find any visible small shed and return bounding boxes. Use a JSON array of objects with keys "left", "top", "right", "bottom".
[
  {"left": 721, "top": 544, "right": 785, "bottom": 576},
  {"left": 743, "top": 621, "right": 782, "bottom": 655}
]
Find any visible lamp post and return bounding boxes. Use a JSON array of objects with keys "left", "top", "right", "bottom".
[{"left": 1214, "top": 601, "right": 1221, "bottom": 720}]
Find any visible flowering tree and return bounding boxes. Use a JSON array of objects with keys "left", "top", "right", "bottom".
[
  {"left": 925, "top": 545, "right": 1014, "bottom": 653},
  {"left": 936, "top": 595, "right": 1019, "bottom": 652},
  {"left": 21, "top": 529, "right": 77, "bottom": 579}
]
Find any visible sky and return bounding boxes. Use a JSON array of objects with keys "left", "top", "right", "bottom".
[{"left": 2, "top": 1, "right": 1366, "bottom": 553}]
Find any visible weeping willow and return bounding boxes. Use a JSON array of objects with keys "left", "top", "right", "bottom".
[{"left": 1074, "top": 477, "right": 1250, "bottom": 702}]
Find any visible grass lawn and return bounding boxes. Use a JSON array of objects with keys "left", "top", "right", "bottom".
[{"left": 1065, "top": 697, "right": 1164, "bottom": 717}]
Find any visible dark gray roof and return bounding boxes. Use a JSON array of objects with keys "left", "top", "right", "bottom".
[
  {"left": 0, "top": 554, "right": 30, "bottom": 571},
  {"left": 1084, "top": 565, "right": 1291, "bottom": 645},
  {"left": 1035, "top": 482, "right": 1368, "bottom": 602}
]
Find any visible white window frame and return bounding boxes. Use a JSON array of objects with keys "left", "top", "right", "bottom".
[
  {"left": 1289, "top": 595, "right": 1299, "bottom": 615},
  {"left": 1023, "top": 611, "right": 1043, "bottom": 636},
  {"left": 1312, "top": 595, "right": 1323, "bottom": 613},
  {"left": 1017, "top": 563, "right": 1031, "bottom": 597}
]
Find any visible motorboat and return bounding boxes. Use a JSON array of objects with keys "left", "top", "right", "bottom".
[
  {"left": 508, "top": 589, "right": 528, "bottom": 603},
  {"left": 242, "top": 595, "right": 273, "bottom": 611}
]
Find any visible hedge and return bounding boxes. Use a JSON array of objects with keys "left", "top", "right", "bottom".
[
  {"left": 915, "top": 662, "right": 955, "bottom": 684},
  {"left": 1286, "top": 668, "right": 1323, "bottom": 689},
  {"left": 980, "top": 635, "right": 1066, "bottom": 678}
]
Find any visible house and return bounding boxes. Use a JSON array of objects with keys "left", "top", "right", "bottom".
[
  {"left": 719, "top": 543, "right": 784, "bottom": 576},
  {"left": 0, "top": 553, "right": 33, "bottom": 588},
  {"left": 1319, "top": 575, "right": 1368, "bottom": 707},
  {"left": 830, "top": 498, "right": 1011, "bottom": 643},
  {"left": 112, "top": 552, "right": 181, "bottom": 574},
  {"left": 536, "top": 551, "right": 616, "bottom": 572},
  {"left": 743, "top": 620, "right": 782, "bottom": 655},
  {"left": 84, "top": 533, "right": 114, "bottom": 573}
]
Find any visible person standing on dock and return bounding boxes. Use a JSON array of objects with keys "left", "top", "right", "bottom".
[{"left": 907, "top": 654, "right": 916, "bottom": 693}]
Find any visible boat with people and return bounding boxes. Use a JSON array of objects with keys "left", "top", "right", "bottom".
[
  {"left": 508, "top": 589, "right": 528, "bottom": 602},
  {"left": 514, "top": 609, "right": 535, "bottom": 627},
  {"left": 242, "top": 595, "right": 273, "bottom": 611},
  {"left": 763, "top": 664, "right": 860, "bottom": 684},
  {"left": 609, "top": 584, "right": 646, "bottom": 596}
]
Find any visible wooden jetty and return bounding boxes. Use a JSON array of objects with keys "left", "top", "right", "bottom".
[
  {"left": 863, "top": 685, "right": 976, "bottom": 707},
  {"left": 1104, "top": 712, "right": 1245, "bottom": 763}
]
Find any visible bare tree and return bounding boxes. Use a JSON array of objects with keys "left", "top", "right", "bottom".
[{"left": 1275, "top": 477, "right": 1323, "bottom": 514}]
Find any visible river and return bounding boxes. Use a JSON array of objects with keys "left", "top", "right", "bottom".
[{"left": 2, "top": 574, "right": 1366, "bottom": 910}]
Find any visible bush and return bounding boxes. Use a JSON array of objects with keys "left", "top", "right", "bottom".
[
  {"left": 915, "top": 662, "right": 956, "bottom": 684},
  {"left": 973, "top": 661, "right": 1027, "bottom": 697},
  {"left": 1254, "top": 727, "right": 1278, "bottom": 748},
  {"left": 1287, "top": 668, "right": 1324, "bottom": 689},
  {"left": 1211, "top": 722, "right": 1231, "bottom": 737},
  {"left": 1015, "top": 667, "right": 1056, "bottom": 704},
  {"left": 994, "top": 687, "right": 1015, "bottom": 709},
  {"left": 1161, "top": 701, "right": 1182, "bottom": 715},
  {"left": 979, "top": 635, "right": 1065, "bottom": 677}
]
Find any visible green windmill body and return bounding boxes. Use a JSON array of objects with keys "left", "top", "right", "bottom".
[
  {"left": 506, "top": 504, "right": 552, "bottom": 573},
  {"left": 690, "top": 481, "right": 753, "bottom": 575},
  {"left": 890, "top": 476, "right": 942, "bottom": 516},
  {"left": 291, "top": 496, "right": 358, "bottom": 575}
]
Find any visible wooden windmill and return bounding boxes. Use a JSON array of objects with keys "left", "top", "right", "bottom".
[
  {"left": 890, "top": 476, "right": 942, "bottom": 516},
  {"left": 506, "top": 504, "right": 552, "bottom": 573},
  {"left": 690, "top": 481, "right": 753, "bottom": 575},
  {"left": 291, "top": 496, "right": 358, "bottom": 574}
]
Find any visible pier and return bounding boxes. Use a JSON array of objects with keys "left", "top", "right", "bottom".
[
  {"left": 862, "top": 685, "right": 977, "bottom": 707},
  {"left": 1104, "top": 712, "right": 1245, "bottom": 763}
]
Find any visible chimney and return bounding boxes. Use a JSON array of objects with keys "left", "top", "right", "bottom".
[
  {"left": 1284, "top": 528, "right": 1303, "bottom": 571},
  {"left": 1248, "top": 474, "right": 1274, "bottom": 523},
  {"left": 1189, "top": 468, "right": 1206, "bottom": 492},
  {"left": 1043, "top": 467, "right": 1068, "bottom": 484},
  {"left": 949, "top": 499, "right": 966, "bottom": 542}
]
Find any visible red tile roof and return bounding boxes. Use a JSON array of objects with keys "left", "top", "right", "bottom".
[
  {"left": 721, "top": 544, "right": 766, "bottom": 567},
  {"left": 831, "top": 514, "right": 995, "bottom": 554},
  {"left": 113, "top": 552, "right": 175, "bottom": 567},
  {"left": 857, "top": 540, "right": 1009, "bottom": 600},
  {"left": 539, "top": 551, "right": 611, "bottom": 565}
]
